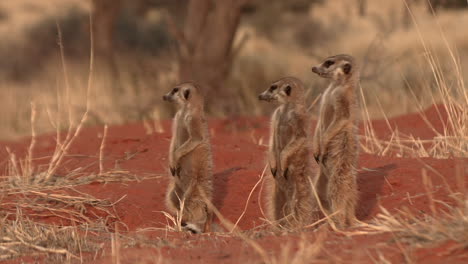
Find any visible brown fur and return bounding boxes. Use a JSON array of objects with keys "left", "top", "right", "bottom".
[
  {"left": 163, "top": 82, "right": 213, "bottom": 233},
  {"left": 259, "top": 77, "right": 317, "bottom": 228},
  {"left": 311, "top": 54, "right": 359, "bottom": 227}
]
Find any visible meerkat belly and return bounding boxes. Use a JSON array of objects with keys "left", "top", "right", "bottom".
[
  {"left": 174, "top": 123, "right": 189, "bottom": 148},
  {"left": 321, "top": 103, "right": 335, "bottom": 131},
  {"left": 173, "top": 123, "right": 190, "bottom": 182},
  {"left": 325, "top": 128, "right": 353, "bottom": 161},
  {"left": 277, "top": 125, "right": 290, "bottom": 150},
  {"left": 289, "top": 147, "right": 309, "bottom": 169},
  {"left": 178, "top": 142, "right": 210, "bottom": 180},
  {"left": 276, "top": 115, "right": 293, "bottom": 155}
]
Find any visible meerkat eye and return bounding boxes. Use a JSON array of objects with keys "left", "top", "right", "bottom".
[
  {"left": 269, "top": 84, "right": 278, "bottom": 91},
  {"left": 172, "top": 87, "right": 179, "bottom": 93},
  {"left": 343, "top": 63, "right": 352, "bottom": 74},
  {"left": 323, "top": 60, "right": 334, "bottom": 68},
  {"left": 284, "top": 85, "right": 292, "bottom": 96},
  {"left": 183, "top": 89, "right": 190, "bottom": 100}
]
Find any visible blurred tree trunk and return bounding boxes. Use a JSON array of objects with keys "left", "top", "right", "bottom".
[
  {"left": 167, "top": 0, "right": 249, "bottom": 114},
  {"left": 402, "top": 0, "right": 413, "bottom": 29},
  {"left": 427, "top": 0, "right": 441, "bottom": 13},
  {"left": 357, "top": 0, "right": 367, "bottom": 17},
  {"left": 91, "top": 0, "right": 122, "bottom": 89}
]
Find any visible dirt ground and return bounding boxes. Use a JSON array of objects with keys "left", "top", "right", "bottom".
[{"left": 1, "top": 105, "right": 467, "bottom": 263}]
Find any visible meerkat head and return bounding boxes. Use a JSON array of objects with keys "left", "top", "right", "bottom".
[
  {"left": 163, "top": 82, "right": 203, "bottom": 109},
  {"left": 311, "top": 54, "right": 357, "bottom": 82},
  {"left": 258, "top": 77, "right": 305, "bottom": 104}
]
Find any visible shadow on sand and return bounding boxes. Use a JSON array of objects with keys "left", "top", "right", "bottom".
[
  {"left": 357, "top": 163, "right": 397, "bottom": 220},
  {"left": 213, "top": 167, "right": 244, "bottom": 209}
]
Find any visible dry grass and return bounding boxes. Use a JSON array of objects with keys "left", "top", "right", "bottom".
[
  {"left": 1, "top": 1, "right": 468, "bottom": 140},
  {"left": 362, "top": 166, "right": 467, "bottom": 253},
  {"left": 159, "top": 199, "right": 186, "bottom": 233},
  {"left": 0, "top": 14, "right": 131, "bottom": 262},
  {"left": 0, "top": 1, "right": 467, "bottom": 263},
  {"left": 206, "top": 191, "right": 325, "bottom": 264},
  {"left": 360, "top": 2, "right": 468, "bottom": 159},
  {"left": 0, "top": 208, "right": 104, "bottom": 262}
]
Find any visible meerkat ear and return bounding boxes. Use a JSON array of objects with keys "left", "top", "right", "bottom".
[
  {"left": 183, "top": 89, "right": 190, "bottom": 100},
  {"left": 343, "top": 63, "right": 352, "bottom": 75},
  {"left": 284, "top": 85, "right": 292, "bottom": 96}
]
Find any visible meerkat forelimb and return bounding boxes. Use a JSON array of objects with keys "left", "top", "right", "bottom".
[
  {"left": 311, "top": 54, "right": 360, "bottom": 227},
  {"left": 163, "top": 82, "right": 214, "bottom": 233},
  {"left": 259, "top": 77, "right": 317, "bottom": 228}
]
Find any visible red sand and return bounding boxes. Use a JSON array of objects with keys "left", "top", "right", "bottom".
[{"left": 1, "top": 105, "right": 467, "bottom": 263}]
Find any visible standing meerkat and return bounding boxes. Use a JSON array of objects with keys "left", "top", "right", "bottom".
[
  {"left": 259, "top": 77, "right": 316, "bottom": 228},
  {"left": 163, "top": 82, "right": 213, "bottom": 233},
  {"left": 311, "top": 54, "right": 359, "bottom": 227}
]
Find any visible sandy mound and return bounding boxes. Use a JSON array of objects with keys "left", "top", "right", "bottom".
[{"left": 0, "top": 105, "right": 466, "bottom": 263}]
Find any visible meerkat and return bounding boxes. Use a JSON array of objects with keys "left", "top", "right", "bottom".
[
  {"left": 163, "top": 82, "right": 213, "bottom": 234},
  {"left": 258, "top": 77, "right": 317, "bottom": 228},
  {"left": 311, "top": 54, "right": 359, "bottom": 227}
]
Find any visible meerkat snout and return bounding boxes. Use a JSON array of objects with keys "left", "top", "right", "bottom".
[
  {"left": 163, "top": 87, "right": 179, "bottom": 102},
  {"left": 258, "top": 84, "right": 278, "bottom": 101},
  {"left": 163, "top": 84, "right": 196, "bottom": 106},
  {"left": 312, "top": 55, "right": 356, "bottom": 81},
  {"left": 258, "top": 91, "right": 271, "bottom": 101},
  {"left": 258, "top": 82, "right": 296, "bottom": 104}
]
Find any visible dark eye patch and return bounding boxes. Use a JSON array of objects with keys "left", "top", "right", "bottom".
[
  {"left": 183, "top": 89, "right": 190, "bottom": 100},
  {"left": 284, "top": 85, "right": 291, "bottom": 96},
  {"left": 172, "top": 87, "right": 179, "bottom": 93},
  {"left": 342, "top": 63, "right": 352, "bottom": 74},
  {"left": 269, "top": 84, "right": 278, "bottom": 91},
  {"left": 323, "top": 60, "right": 335, "bottom": 68}
]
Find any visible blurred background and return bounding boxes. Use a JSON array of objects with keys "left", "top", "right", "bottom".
[{"left": 0, "top": 0, "right": 467, "bottom": 140}]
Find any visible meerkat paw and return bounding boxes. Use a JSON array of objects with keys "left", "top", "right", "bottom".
[
  {"left": 312, "top": 146, "right": 319, "bottom": 160},
  {"left": 280, "top": 159, "right": 288, "bottom": 174},
  {"left": 170, "top": 166, "right": 181, "bottom": 177},
  {"left": 269, "top": 162, "right": 277, "bottom": 177},
  {"left": 314, "top": 154, "right": 320, "bottom": 163},
  {"left": 283, "top": 167, "right": 289, "bottom": 180},
  {"left": 169, "top": 164, "right": 181, "bottom": 177},
  {"left": 270, "top": 167, "right": 278, "bottom": 177}
]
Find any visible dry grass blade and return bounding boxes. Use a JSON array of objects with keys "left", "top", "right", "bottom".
[
  {"left": 363, "top": 167, "right": 467, "bottom": 250},
  {"left": 0, "top": 188, "right": 122, "bottom": 227},
  {"left": 3, "top": 15, "right": 99, "bottom": 190},
  {"left": 359, "top": 2, "right": 467, "bottom": 159},
  {"left": 99, "top": 124, "right": 109, "bottom": 175},
  {"left": 44, "top": 16, "right": 95, "bottom": 182},
  {"left": 111, "top": 223, "right": 121, "bottom": 264},
  {"left": 273, "top": 232, "right": 326, "bottom": 264},
  {"left": 0, "top": 209, "right": 104, "bottom": 262},
  {"left": 158, "top": 194, "right": 185, "bottom": 233},
  {"left": 231, "top": 164, "right": 267, "bottom": 233}
]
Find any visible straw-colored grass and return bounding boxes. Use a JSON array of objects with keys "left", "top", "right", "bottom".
[
  {"left": 0, "top": 1, "right": 467, "bottom": 263},
  {"left": 0, "top": 208, "right": 104, "bottom": 262},
  {"left": 362, "top": 166, "right": 467, "bottom": 252},
  {"left": 0, "top": 15, "right": 131, "bottom": 262},
  {"left": 360, "top": 2, "right": 468, "bottom": 159},
  {"left": 1, "top": 1, "right": 468, "bottom": 140}
]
